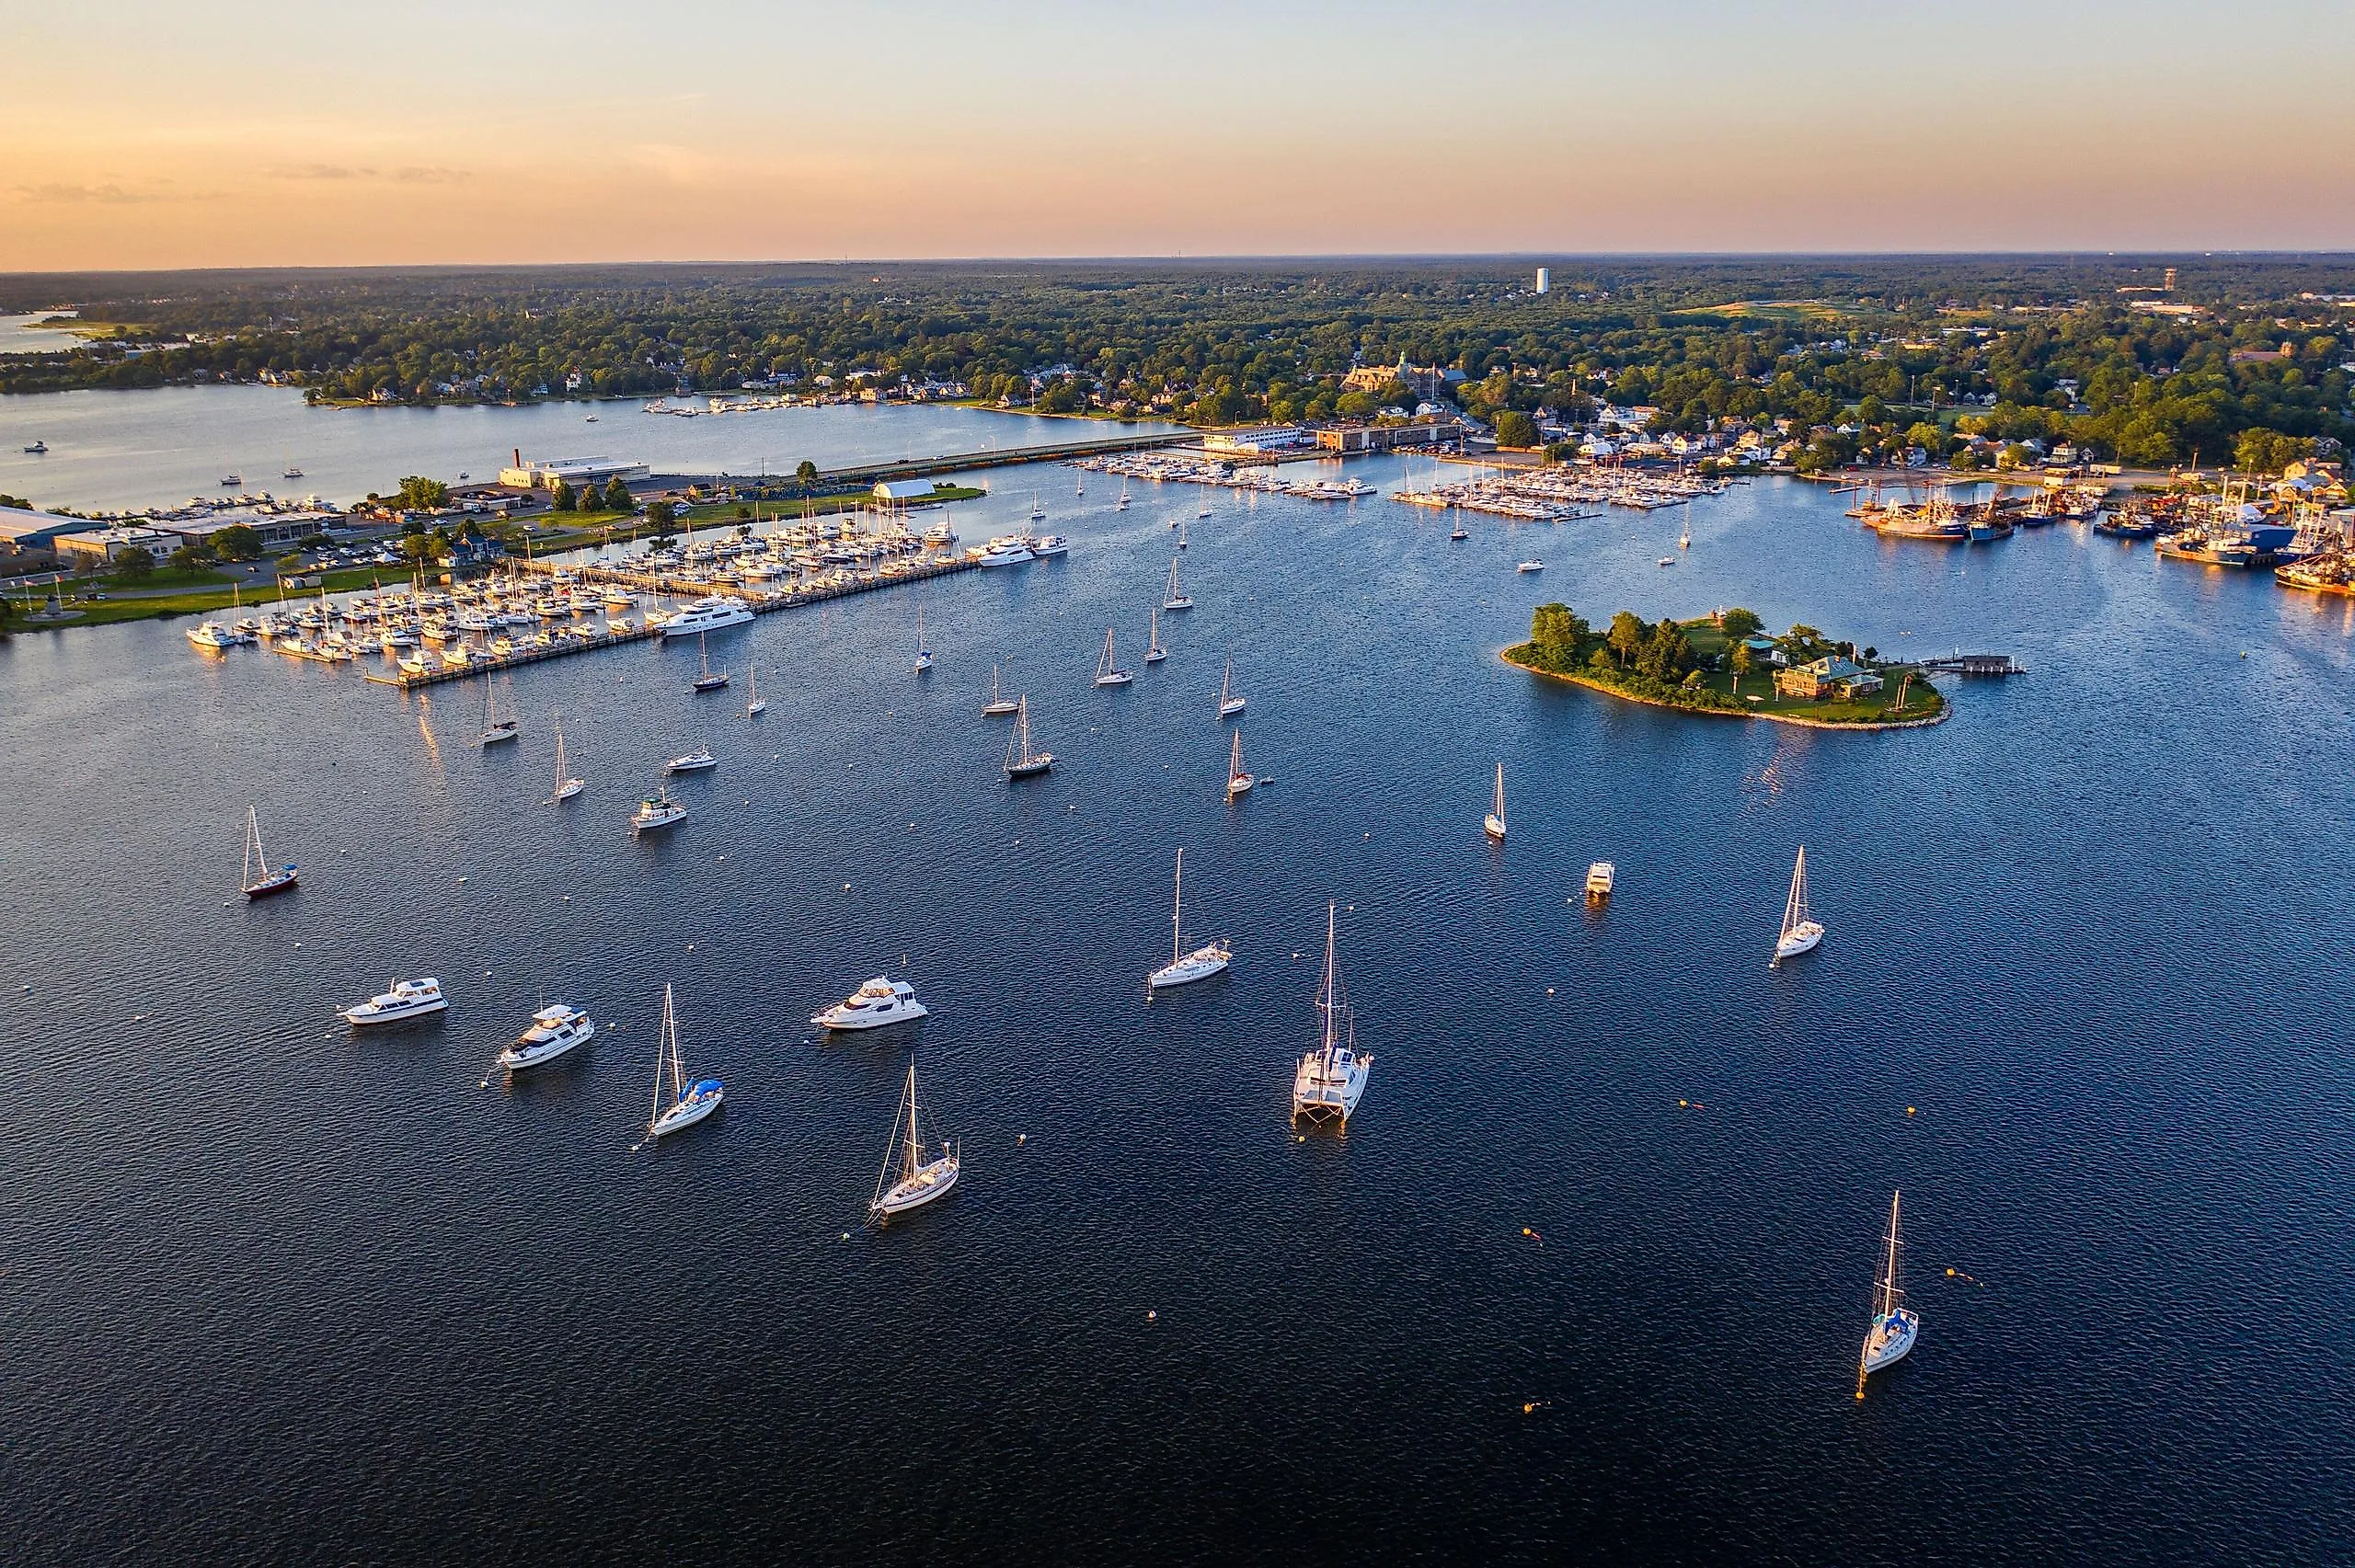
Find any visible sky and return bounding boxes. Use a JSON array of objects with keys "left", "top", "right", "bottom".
[{"left": 4, "top": 0, "right": 2351, "bottom": 271}]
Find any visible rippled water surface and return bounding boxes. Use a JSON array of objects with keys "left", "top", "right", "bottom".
[{"left": 1, "top": 467, "right": 2349, "bottom": 1564}]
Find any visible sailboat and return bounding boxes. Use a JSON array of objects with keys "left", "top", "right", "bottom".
[
  {"left": 1144, "top": 608, "right": 1166, "bottom": 664},
  {"left": 1225, "top": 729, "right": 1254, "bottom": 798},
  {"left": 1075, "top": 475, "right": 1085, "bottom": 497},
  {"left": 239, "top": 805, "right": 299, "bottom": 898},
  {"left": 1147, "top": 848, "right": 1230, "bottom": 989},
  {"left": 1196, "top": 492, "right": 1212, "bottom": 519},
  {"left": 868, "top": 1057, "right": 959, "bottom": 1221},
  {"left": 1483, "top": 761, "right": 1507, "bottom": 841},
  {"left": 550, "top": 710, "right": 585, "bottom": 802},
  {"left": 692, "top": 631, "right": 729, "bottom": 692},
  {"left": 1772, "top": 845, "right": 1825, "bottom": 966},
  {"left": 478, "top": 681, "right": 519, "bottom": 745},
  {"left": 913, "top": 610, "right": 933, "bottom": 674},
  {"left": 1117, "top": 484, "right": 1131, "bottom": 510},
  {"left": 745, "top": 665, "right": 766, "bottom": 717},
  {"left": 1679, "top": 528, "right": 1692, "bottom": 550},
  {"left": 1093, "top": 627, "right": 1132, "bottom": 687},
  {"left": 1291, "top": 901, "right": 1371, "bottom": 1123},
  {"left": 982, "top": 662, "right": 1019, "bottom": 715},
  {"left": 1003, "top": 696, "right": 1053, "bottom": 778},
  {"left": 1162, "top": 559, "right": 1193, "bottom": 612},
  {"left": 1450, "top": 521, "right": 1468, "bottom": 541},
  {"left": 636, "top": 983, "right": 723, "bottom": 1146},
  {"left": 1029, "top": 497, "right": 1047, "bottom": 523},
  {"left": 1178, "top": 516, "right": 1189, "bottom": 551},
  {"left": 1855, "top": 1190, "right": 1920, "bottom": 1398},
  {"left": 1218, "top": 658, "right": 1246, "bottom": 718}
]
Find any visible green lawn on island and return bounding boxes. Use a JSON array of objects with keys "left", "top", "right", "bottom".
[{"left": 1509, "top": 613, "right": 1945, "bottom": 727}]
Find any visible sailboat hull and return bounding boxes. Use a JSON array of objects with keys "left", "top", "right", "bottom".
[
  {"left": 1005, "top": 757, "right": 1053, "bottom": 778},
  {"left": 242, "top": 870, "right": 299, "bottom": 899},
  {"left": 1774, "top": 921, "right": 1825, "bottom": 963},
  {"left": 872, "top": 1155, "right": 959, "bottom": 1218},
  {"left": 1484, "top": 816, "right": 1506, "bottom": 841},
  {"left": 1149, "top": 944, "right": 1231, "bottom": 989},
  {"left": 1862, "top": 1309, "right": 1918, "bottom": 1373},
  {"left": 649, "top": 1083, "right": 723, "bottom": 1139}
]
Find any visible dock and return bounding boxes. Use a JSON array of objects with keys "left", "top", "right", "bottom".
[
  {"left": 1918, "top": 653, "right": 2022, "bottom": 676},
  {"left": 363, "top": 553, "right": 978, "bottom": 690}
]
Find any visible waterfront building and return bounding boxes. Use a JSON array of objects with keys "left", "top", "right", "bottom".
[
  {"left": 1315, "top": 415, "right": 1473, "bottom": 455},
  {"left": 497, "top": 454, "right": 653, "bottom": 490},
  {"left": 1775, "top": 656, "right": 1882, "bottom": 702},
  {"left": 1203, "top": 426, "right": 1310, "bottom": 456},
  {"left": 52, "top": 525, "right": 184, "bottom": 569}
]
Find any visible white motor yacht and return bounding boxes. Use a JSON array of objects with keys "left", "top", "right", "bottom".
[
  {"left": 497, "top": 1003, "right": 593, "bottom": 1070},
  {"left": 1029, "top": 533, "right": 1070, "bottom": 557},
  {"left": 975, "top": 541, "right": 1035, "bottom": 567},
  {"left": 812, "top": 976, "right": 928, "bottom": 1031},
  {"left": 658, "top": 595, "right": 754, "bottom": 638},
  {"left": 1148, "top": 849, "right": 1231, "bottom": 990},
  {"left": 186, "top": 620, "right": 246, "bottom": 649},
  {"left": 631, "top": 792, "right": 687, "bottom": 834},
  {"left": 1584, "top": 861, "right": 1616, "bottom": 901},
  {"left": 341, "top": 977, "right": 447, "bottom": 1027},
  {"left": 1516, "top": 559, "right": 1545, "bottom": 574},
  {"left": 665, "top": 747, "right": 718, "bottom": 774},
  {"left": 1291, "top": 904, "right": 1370, "bottom": 1124}
]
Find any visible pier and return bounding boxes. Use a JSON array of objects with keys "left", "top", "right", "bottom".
[{"left": 1918, "top": 653, "right": 2022, "bottom": 676}]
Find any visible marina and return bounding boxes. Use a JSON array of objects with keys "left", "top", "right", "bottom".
[{"left": 1390, "top": 462, "right": 1733, "bottom": 521}]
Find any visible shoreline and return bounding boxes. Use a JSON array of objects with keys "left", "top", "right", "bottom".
[{"left": 1499, "top": 648, "right": 1951, "bottom": 732}]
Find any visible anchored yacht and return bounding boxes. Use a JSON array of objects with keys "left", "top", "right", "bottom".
[
  {"left": 1291, "top": 903, "right": 1370, "bottom": 1124},
  {"left": 658, "top": 595, "right": 753, "bottom": 638},
  {"left": 631, "top": 791, "right": 687, "bottom": 834},
  {"left": 497, "top": 1003, "right": 593, "bottom": 1070},
  {"left": 665, "top": 747, "right": 718, "bottom": 774},
  {"left": 1147, "top": 849, "right": 1231, "bottom": 990},
  {"left": 340, "top": 977, "right": 447, "bottom": 1027},
  {"left": 813, "top": 976, "right": 928, "bottom": 1031},
  {"left": 868, "top": 1058, "right": 959, "bottom": 1221}
]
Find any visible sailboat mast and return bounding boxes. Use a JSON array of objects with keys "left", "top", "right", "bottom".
[
  {"left": 244, "top": 806, "right": 259, "bottom": 886},
  {"left": 903, "top": 1059, "right": 922, "bottom": 1177},
  {"left": 1172, "top": 850, "right": 1185, "bottom": 965},
  {"left": 650, "top": 986, "right": 676, "bottom": 1126},
  {"left": 1322, "top": 901, "right": 1338, "bottom": 1060},
  {"left": 1880, "top": 1190, "right": 1902, "bottom": 1318}
]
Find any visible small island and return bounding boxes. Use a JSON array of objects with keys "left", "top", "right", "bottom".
[{"left": 1505, "top": 603, "right": 1947, "bottom": 728}]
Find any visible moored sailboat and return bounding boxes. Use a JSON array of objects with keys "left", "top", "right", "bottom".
[
  {"left": 1291, "top": 901, "right": 1370, "bottom": 1123},
  {"left": 744, "top": 665, "right": 766, "bottom": 717},
  {"left": 1003, "top": 695, "right": 1053, "bottom": 778},
  {"left": 1162, "top": 558, "right": 1192, "bottom": 612},
  {"left": 1772, "top": 845, "right": 1825, "bottom": 966},
  {"left": 1225, "top": 728, "right": 1254, "bottom": 798},
  {"left": 1144, "top": 608, "right": 1166, "bottom": 663},
  {"left": 1093, "top": 627, "right": 1132, "bottom": 686},
  {"left": 1147, "top": 848, "right": 1231, "bottom": 989},
  {"left": 692, "top": 631, "right": 729, "bottom": 692},
  {"left": 1218, "top": 658, "right": 1246, "bottom": 718},
  {"left": 982, "top": 662, "right": 1019, "bottom": 716},
  {"left": 1483, "top": 761, "right": 1507, "bottom": 841},
  {"left": 1855, "top": 1189, "right": 1920, "bottom": 1399},
  {"left": 550, "top": 710, "right": 585, "bottom": 802},
  {"left": 636, "top": 983, "right": 723, "bottom": 1146},
  {"left": 913, "top": 610, "right": 934, "bottom": 674},
  {"left": 239, "top": 804, "right": 300, "bottom": 898},
  {"left": 868, "top": 1056, "right": 959, "bottom": 1222},
  {"left": 478, "top": 680, "right": 519, "bottom": 746}
]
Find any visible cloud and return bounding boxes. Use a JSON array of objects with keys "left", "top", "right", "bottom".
[
  {"left": 393, "top": 166, "right": 471, "bottom": 184},
  {"left": 272, "top": 163, "right": 378, "bottom": 181},
  {"left": 12, "top": 182, "right": 171, "bottom": 205},
  {"left": 268, "top": 164, "right": 470, "bottom": 184}
]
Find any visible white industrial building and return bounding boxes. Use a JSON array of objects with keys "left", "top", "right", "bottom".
[{"left": 498, "top": 454, "right": 653, "bottom": 490}]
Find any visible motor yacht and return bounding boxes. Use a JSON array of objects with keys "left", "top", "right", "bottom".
[
  {"left": 665, "top": 748, "right": 718, "bottom": 774},
  {"left": 1584, "top": 862, "right": 1615, "bottom": 901},
  {"left": 186, "top": 620, "right": 247, "bottom": 649},
  {"left": 1029, "top": 533, "right": 1070, "bottom": 557},
  {"left": 341, "top": 977, "right": 447, "bottom": 1027},
  {"left": 1516, "top": 559, "right": 1545, "bottom": 574},
  {"left": 497, "top": 1003, "right": 593, "bottom": 1070},
  {"left": 631, "top": 792, "right": 687, "bottom": 834},
  {"left": 975, "top": 540, "right": 1035, "bottom": 567},
  {"left": 812, "top": 976, "right": 928, "bottom": 1031},
  {"left": 658, "top": 595, "right": 754, "bottom": 638}
]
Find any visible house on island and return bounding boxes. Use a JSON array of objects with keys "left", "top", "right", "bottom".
[{"left": 1775, "top": 655, "right": 1883, "bottom": 702}]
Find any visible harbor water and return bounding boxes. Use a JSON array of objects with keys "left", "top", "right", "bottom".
[{"left": 0, "top": 467, "right": 2349, "bottom": 1562}]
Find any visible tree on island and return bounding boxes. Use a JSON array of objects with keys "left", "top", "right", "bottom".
[{"left": 1606, "top": 611, "right": 1648, "bottom": 669}]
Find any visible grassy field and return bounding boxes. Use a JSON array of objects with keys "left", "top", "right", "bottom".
[
  {"left": 1666, "top": 300, "right": 1853, "bottom": 326},
  {"left": 16, "top": 562, "right": 428, "bottom": 629}
]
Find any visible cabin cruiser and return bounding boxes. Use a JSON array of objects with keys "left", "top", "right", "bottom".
[
  {"left": 496, "top": 1003, "right": 593, "bottom": 1070},
  {"left": 1028, "top": 533, "right": 1070, "bottom": 557},
  {"left": 186, "top": 620, "right": 249, "bottom": 649},
  {"left": 1584, "top": 862, "right": 1615, "bottom": 901},
  {"left": 974, "top": 539, "right": 1035, "bottom": 567},
  {"left": 1516, "top": 559, "right": 1545, "bottom": 574},
  {"left": 658, "top": 595, "right": 754, "bottom": 638},
  {"left": 811, "top": 976, "right": 928, "bottom": 1031},
  {"left": 631, "top": 792, "right": 687, "bottom": 834},
  {"left": 665, "top": 748, "right": 718, "bottom": 774},
  {"left": 340, "top": 977, "right": 447, "bottom": 1027}
]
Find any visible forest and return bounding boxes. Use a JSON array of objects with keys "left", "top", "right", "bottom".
[{"left": 3, "top": 256, "right": 2350, "bottom": 468}]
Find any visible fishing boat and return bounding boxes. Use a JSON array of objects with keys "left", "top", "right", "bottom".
[
  {"left": 478, "top": 681, "right": 519, "bottom": 746},
  {"left": 1291, "top": 902, "right": 1370, "bottom": 1124},
  {"left": 1162, "top": 559, "right": 1193, "bottom": 612},
  {"left": 1855, "top": 1190, "right": 1920, "bottom": 1399},
  {"left": 1225, "top": 729, "right": 1254, "bottom": 798},
  {"left": 340, "top": 977, "right": 446, "bottom": 1027},
  {"left": 1483, "top": 761, "right": 1507, "bottom": 841},
  {"left": 1144, "top": 608, "right": 1166, "bottom": 664},
  {"left": 812, "top": 975, "right": 928, "bottom": 1031},
  {"left": 1147, "top": 849, "right": 1230, "bottom": 989},
  {"left": 550, "top": 711, "right": 585, "bottom": 802},
  {"left": 1772, "top": 845, "right": 1824, "bottom": 966},
  {"left": 238, "top": 805, "right": 299, "bottom": 898},
  {"left": 1093, "top": 627, "right": 1133, "bottom": 687},
  {"left": 496, "top": 1003, "right": 593, "bottom": 1071},
  {"left": 665, "top": 746, "right": 718, "bottom": 774},
  {"left": 637, "top": 984, "right": 723, "bottom": 1144},
  {"left": 1218, "top": 658, "right": 1246, "bottom": 718},
  {"left": 867, "top": 1057, "right": 959, "bottom": 1222},
  {"left": 745, "top": 666, "right": 766, "bottom": 717},
  {"left": 914, "top": 611, "right": 933, "bottom": 674},
  {"left": 981, "top": 663, "right": 1019, "bottom": 715},
  {"left": 692, "top": 632, "right": 729, "bottom": 692},
  {"left": 1003, "top": 695, "right": 1053, "bottom": 778},
  {"left": 631, "top": 790, "right": 687, "bottom": 834}
]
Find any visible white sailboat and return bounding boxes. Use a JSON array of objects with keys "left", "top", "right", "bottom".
[
  {"left": 239, "top": 804, "right": 299, "bottom": 898},
  {"left": 1772, "top": 845, "right": 1825, "bottom": 966},
  {"left": 1483, "top": 761, "right": 1507, "bottom": 841},
  {"left": 868, "top": 1057, "right": 959, "bottom": 1221},
  {"left": 1855, "top": 1189, "right": 1920, "bottom": 1398},
  {"left": 1003, "top": 695, "right": 1052, "bottom": 778},
  {"left": 1117, "top": 484, "right": 1131, "bottom": 509},
  {"left": 1218, "top": 658, "right": 1246, "bottom": 718},
  {"left": 1093, "top": 627, "right": 1132, "bottom": 687},
  {"left": 1291, "top": 901, "right": 1371, "bottom": 1123},
  {"left": 692, "top": 631, "right": 729, "bottom": 692},
  {"left": 1148, "top": 848, "right": 1231, "bottom": 989},
  {"left": 1162, "top": 558, "right": 1192, "bottom": 612},
  {"left": 982, "top": 662, "right": 1019, "bottom": 716},
  {"left": 1178, "top": 516, "right": 1189, "bottom": 551},
  {"left": 1144, "top": 608, "right": 1166, "bottom": 664},
  {"left": 1225, "top": 728, "right": 1254, "bottom": 798},
  {"left": 478, "top": 680, "right": 519, "bottom": 746},
  {"left": 745, "top": 665, "right": 766, "bottom": 717},
  {"left": 550, "top": 710, "right": 585, "bottom": 802},
  {"left": 913, "top": 611, "right": 933, "bottom": 674},
  {"left": 636, "top": 983, "right": 723, "bottom": 1146}
]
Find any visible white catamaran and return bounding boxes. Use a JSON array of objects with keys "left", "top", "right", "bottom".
[
  {"left": 1291, "top": 901, "right": 1370, "bottom": 1124},
  {"left": 868, "top": 1057, "right": 959, "bottom": 1222},
  {"left": 1773, "top": 845, "right": 1825, "bottom": 966},
  {"left": 1855, "top": 1189, "right": 1920, "bottom": 1398},
  {"left": 637, "top": 983, "right": 723, "bottom": 1146},
  {"left": 1483, "top": 761, "right": 1507, "bottom": 841},
  {"left": 1148, "top": 848, "right": 1231, "bottom": 989}
]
